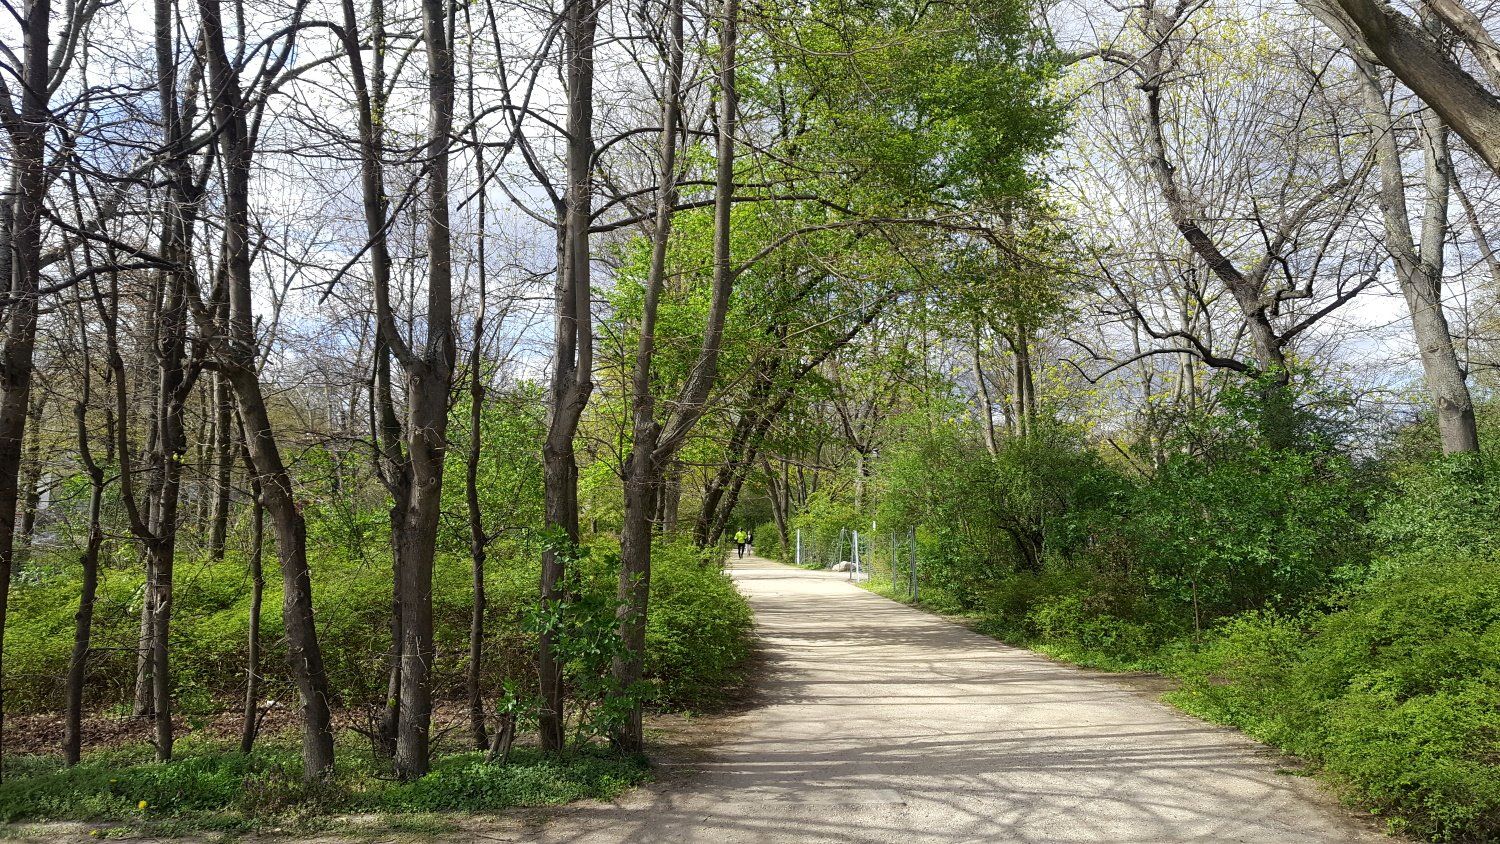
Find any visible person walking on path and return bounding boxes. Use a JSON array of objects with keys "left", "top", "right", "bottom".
[{"left": 734, "top": 529, "right": 748, "bottom": 559}]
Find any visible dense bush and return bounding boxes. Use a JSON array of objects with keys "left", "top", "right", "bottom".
[
  {"left": 874, "top": 418, "right": 1122, "bottom": 610},
  {"left": 789, "top": 490, "right": 860, "bottom": 568},
  {"left": 1119, "top": 444, "right": 1365, "bottom": 621},
  {"left": 642, "top": 541, "right": 754, "bottom": 708},
  {"left": 2, "top": 542, "right": 541, "bottom": 714},
  {"left": 1170, "top": 556, "right": 1500, "bottom": 841},
  {"left": 3, "top": 536, "right": 751, "bottom": 718}
]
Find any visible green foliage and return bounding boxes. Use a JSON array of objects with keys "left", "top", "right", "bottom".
[
  {"left": 2, "top": 542, "right": 542, "bottom": 714},
  {"left": 874, "top": 417, "right": 1124, "bottom": 609},
  {"left": 790, "top": 490, "right": 860, "bottom": 568},
  {"left": 752, "top": 520, "right": 784, "bottom": 562},
  {"left": 1169, "top": 557, "right": 1500, "bottom": 841},
  {"left": 643, "top": 541, "right": 753, "bottom": 708},
  {"left": 972, "top": 566, "right": 1178, "bottom": 670},
  {"left": 1121, "top": 445, "right": 1365, "bottom": 619},
  {"left": 1367, "top": 453, "right": 1500, "bottom": 563},
  {"left": 4, "top": 535, "right": 750, "bottom": 720},
  {"left": 767, "top": 0, "right": 1061, "bottom": 205},
  {"left": 851, "top": 390, "right": 1498, "bottom": 840}
]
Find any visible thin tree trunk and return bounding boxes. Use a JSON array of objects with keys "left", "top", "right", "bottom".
[
  {"left": 539, "top": 0, "right": 598, "bottom": 753},
  {"left": 612, "top": 0, "right": 736, "bottom": 752},
  {"left": 64, "top": 353, "right": 104, "bottom": 766},
  {"left": 661, "top": 462, "right": 681, "bottom": 533},
  {"left": 17, "top": 390, "right": 47, "bottom": 558},
  {"left": 390, "top": 0, "right": 457, "bottom": 781},
  {"left": 465, "top": 62, "right": 491, "bottom": 751},
  {"left": 972, "top": 330, "right": 997, "bottom": 454},
  {"left": 337, "top": 0, "right": 406, "bottom": 761},
  {"left": 0, "top": 0, "right": 53, "bottom": 780},
  {"left": 132, "top": 569, "right": 154, "bottom": 717},
  {"left": 208, "top": 373, "right": 233, "bottom": 560},
  {"left": 199, "top": 0, "right": 336, "bottom": 779},
  {"left": 239, "top": 444, "right": 264, "bottom": 755}
]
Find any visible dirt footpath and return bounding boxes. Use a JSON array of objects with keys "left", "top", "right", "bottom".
[{"left": 503, "top": 556, "right": 1389, "bottom": 843}]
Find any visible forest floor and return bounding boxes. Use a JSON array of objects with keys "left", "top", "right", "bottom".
[{"left": 7, "top": 555, "right": 1395, "bottom": 843}]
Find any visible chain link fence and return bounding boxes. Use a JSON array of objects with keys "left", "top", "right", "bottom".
[{"left": 793, "top": 525, "right": 919, "bottom": 602}]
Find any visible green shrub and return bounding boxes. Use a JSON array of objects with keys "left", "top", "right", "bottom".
[
  {"left": 1367, "top": 453, "right": 1500, "bottom": 563},
  {"left": 752, "top": 520, "right": 785, "bottom": 562},
  {"left": 1170, "top": 556, "right": 1500, "bottom": 841},
  {"left": 644, "top": 540, "right": 753, "bottom": 708},
  {"left": 376, "top": 749, "right": 647, "bottom": 812},
  {"left": 3, "top": 530, "right": 747, "bottom": 718},
  {"left": 874, "top": 418, "right": 1125, "bottom": 610},
  {"left": 1121, "top": 445, "right": 1364, "bottom": 620},
  {"left": 970, "top": 565, "right": 1182, "bottom": 669}
]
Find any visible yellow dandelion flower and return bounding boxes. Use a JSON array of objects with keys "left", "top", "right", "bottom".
[{"left": 138, "top": 799, "right": 149, "bottom": 810}]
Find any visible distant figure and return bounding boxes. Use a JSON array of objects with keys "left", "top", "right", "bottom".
[
  {"left": 734, "top": 529, "right": 748, "bottom": 559},
  {"left": 746, "top": 530, "right": 755, "bottom": 553}
]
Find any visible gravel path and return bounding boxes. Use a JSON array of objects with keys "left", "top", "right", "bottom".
[{"left": 520, "top": 555, "right": 1388, "bottom": 844}]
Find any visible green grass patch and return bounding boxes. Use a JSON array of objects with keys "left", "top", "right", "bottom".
[{"left": 0, "top": 738, "right": 649, "bottom": 835}]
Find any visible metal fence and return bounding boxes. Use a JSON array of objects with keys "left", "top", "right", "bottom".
[{"left": 794, "top": 525, "right": 919, "bottom": 602}]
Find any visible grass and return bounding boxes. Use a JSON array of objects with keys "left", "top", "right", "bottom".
[{"left": 0, "top": 732, "right": 650, "bottom": 837}]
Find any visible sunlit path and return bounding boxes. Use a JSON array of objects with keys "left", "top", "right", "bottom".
[{"left": 525, "top": 554, "right": 1385, "bottom": 844}]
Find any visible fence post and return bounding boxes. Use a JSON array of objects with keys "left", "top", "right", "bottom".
[
  {"left": 850, "top": 530, "right": 859, "bottom": 580},
  {"left": 908, "top": 527, "right": 918, "bottom": 602},
  {"left": 795, "top": 528, "right": 802, "bottom": 566},
  {"left": 891, "top": 531, "right": 898, "bottom": 585}
]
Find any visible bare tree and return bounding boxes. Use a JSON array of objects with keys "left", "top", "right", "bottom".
[
  {"left": 1355, "top": 58, "right": 1479, "bottom": 454},
  {"left": 195, "top": 0, "right": 337, "bottom": 780}
]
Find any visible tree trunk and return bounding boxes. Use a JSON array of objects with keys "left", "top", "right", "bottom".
[
  {"left": 337, "top": 0, "right": 407, "bottom": 761},
  {"left": 239, "top": 465, "right": 264, "bottom": 755},
  {"left": 63, "top": 392, "right": 105, "bottom": 766},
  {"left": 146, "top": 248, "right": 192, "bottom": 762},
  {"left": 1355, "top": 59, "right": 1478, "bottom": 455},
  {"left": 1138, "top": 25, "right": 1297, "bottom": 448},
  {"left": 132, "top": 570, "right": 154, "bottom": 717},
  {"left": 612, "top": 459, "right": 659, "bottom": 751},
  {"left": 208, "top": 373, "right": 233, "bottom": 560},
  {"left": 972, "top": 330, "right": 997, "bottom": 455},
  {"left": 465, "top": 108, "right": 490, "bottom": 752},
  {"left": 661, "top": 462, "right": 681, "bottom": 533},
  {"left": 1311, "top": 0, "right": 1500, "bottom": 174},
  {"left": 17, "top": 390, "right": 46, "bottom": 558},
  {"left": 0, "top": 0, "right": 52, "bottom": 779},
  {"left": 612, "top": 0, "right": 736, "bottom": 753},
  {"left": 199, "top": 0, "right": 336, "bottom": 779},
  {"left": 539, "top": 0, "right": 598, "bottom": 753},
  {"left": 390, "top": 0, "right": 457, "bottom": 780},
  {"left": 228, "top": 368, "right": 337, "bottom": 779}
]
